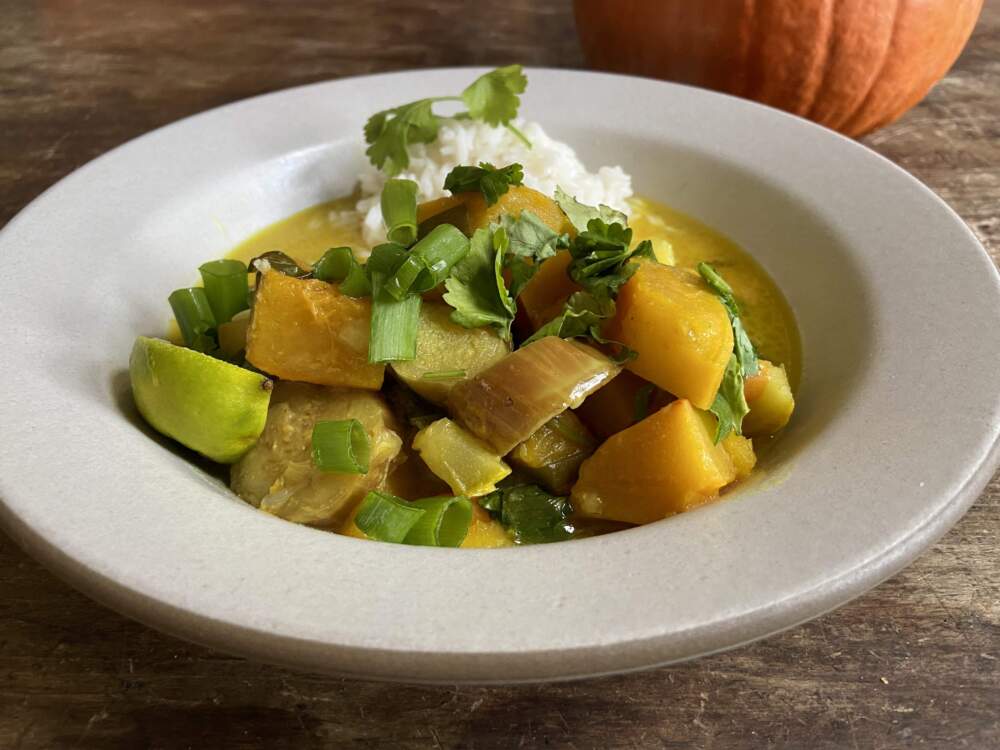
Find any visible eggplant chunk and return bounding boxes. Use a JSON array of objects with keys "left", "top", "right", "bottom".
[
  {"left": 447, "top": 336, "right": 620, "bottom": 455},
  {"left": 390, "top": 302, "right": 510, "bottom": 405},
  {"left": 231, "top": 382, "right": 402, "bottom": 527}
]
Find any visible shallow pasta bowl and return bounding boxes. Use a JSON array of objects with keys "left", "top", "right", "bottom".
[{"left": 1, "top": 68, "right": 998, "bottom": 684}]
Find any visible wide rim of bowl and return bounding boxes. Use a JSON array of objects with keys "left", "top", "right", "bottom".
[{"left": 1, "top": 67, "right": 999, "bottom": 684}]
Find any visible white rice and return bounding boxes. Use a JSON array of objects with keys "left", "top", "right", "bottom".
[{"left": 350, "top": 118, "right": 633, "bottom": 248}]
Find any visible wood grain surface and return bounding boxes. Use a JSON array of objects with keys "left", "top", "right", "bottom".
[{"left": 1, "top": 1, "right": 998, "bottom": 747}]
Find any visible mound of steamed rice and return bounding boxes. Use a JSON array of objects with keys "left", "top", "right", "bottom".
[{"left": 351, "top": 119, "right": 633, "bottom": 248}]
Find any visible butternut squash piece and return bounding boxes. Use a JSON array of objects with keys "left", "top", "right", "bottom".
[
  {"left": 574, "top": 370, "right": 673, "bottom": 440},
  {"left": 743, "top": 360, "right": 795, "bottom": 436},
  {"left": 416, "top": 186, "right": 568, "bottom": 238},
  {"left": 246, "top": 269, "right": 384, "bottom": 389},
  {"left": 571, "top": 399, "right": 736, "bottom": 525},
  {"left": 517, "top": 250, "right": 580, "bottom": 332},
  {"left": 461, "top": 504, "right": 514, "bottom": 548},
  {"left": 603, "top": 262, "right": 733, "bottom": 409},
  {"left": 390, "top": 302, "right": 510, "bottom": 405},
  {"left": 722, "top": 433, "right": 756, "bottom": 480}
]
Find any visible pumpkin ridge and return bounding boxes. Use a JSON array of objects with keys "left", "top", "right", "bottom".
[
  {"left": 833, "top": 0, "right": 903, "bottom": 134},
  {"left": 796, "top": 0, "right": 837, "bottom": 116}
]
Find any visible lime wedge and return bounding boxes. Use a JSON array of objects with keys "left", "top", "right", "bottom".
[{"left": 129, "top": 336, "right": 272, "bottom": 463}]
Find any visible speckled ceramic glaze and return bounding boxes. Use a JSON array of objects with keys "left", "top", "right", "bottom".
[{"left": 1, "top": 69, "right": 998, "bottom": 684}]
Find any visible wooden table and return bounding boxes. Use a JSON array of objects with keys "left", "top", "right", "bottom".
[{"left": 1, "top": 1, "right": 997, "bottom": 747}]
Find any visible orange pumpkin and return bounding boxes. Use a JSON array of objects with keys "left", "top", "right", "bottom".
[{"left": 573, "top": 0, "right": 983, "bottom": 137}]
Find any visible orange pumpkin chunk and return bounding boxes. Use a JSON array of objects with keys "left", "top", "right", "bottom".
[
  {"left": 604, "top": 262, "right": 733, "bottom": 409},
  {"left": 246, "top": 269, "right": 384, "bottom": 389},
  {"left": 571, "top": 399, "right": 736, "bottom": 525},
  {"left": 518, "top": 250, "right": 581, "bottom": 332}
]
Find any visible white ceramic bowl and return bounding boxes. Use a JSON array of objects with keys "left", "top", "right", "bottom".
[{"left": 1, "top": 68, "right": 998, "bottom": 684}]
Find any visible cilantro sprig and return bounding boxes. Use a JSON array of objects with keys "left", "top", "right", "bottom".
[
  {"left": 364, "top": 66, "right": 529, "bottom": 175},
  {"left": 698, "top": 262, "right": 759, "bottom": 442},
  {"left": 443, "top": 226, "right": 517, "bottom": 341},
  {"left": 444, "top": 162, "right": 524, "bottom": 206},
  {"left": 479, "top": 485, "right": 575, "bottom": 544}
]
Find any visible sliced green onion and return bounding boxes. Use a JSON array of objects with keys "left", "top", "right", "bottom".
[
  {"left": 311, "top": 419, "right": 370, "bottom": 474},
  {"left": 421, "top": 369, "right": 466, "bottom": 381},
  {"left": 168, "top": 287, "right": 217, "bottom": 353},
  {"left": 381, "top": 178, "right": 419, "bottom": 247},
  {"left": 355, "top": 491, "right": 425, "bottom": 543},
  {"left": 312, "top": 246, "right": 372, "bottom": 297},
  {"left": 384, "top": 224, "right": 470, "bottom": 300},
  {"left": 198, "top": 259, "right": 249, "bottom": 324},
  {"left": 403, "top": 496, "right": 473, "bottom": 547},
  {"left": 367, "top": 243, "right": 421, "bottom": 363}
]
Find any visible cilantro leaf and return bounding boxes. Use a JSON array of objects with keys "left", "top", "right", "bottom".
[
  {"left": 498, "top": 210, "right": 570, "bottom": 298},
  {"left": 460, "top": 65, "right": 528, "bottom": 126},
  {"left": 698, "top": 262, "right": 759, "bottom": 441},
  {"left": 554, "top": 186, "right": 628, "bottom": 233},
  {"left": 568, "top": 218, "right": 655, "bottom": 298},
  {"left": 364, "top": 66, "right": 529, "bottom": 175},
  {"left": 442, "top": 227, "right": 516, "bottom": 341},
  {"left": 698, "top": 262, "right": 759, "bottom": 378},
  {"left": 479, "top": 484, "right": 574, "bottom": 544},
  {"left": 709, "top": 354, "right": 750, "bottom": 442},
  {"left": 364, "top": 99, "right": 443, "bottom": 175},
  {"left": 524, "top": 291, "right": 637, "bottom": 363},
  {"left": 444, "top": 162, "right": 524, "bottom": 206}
]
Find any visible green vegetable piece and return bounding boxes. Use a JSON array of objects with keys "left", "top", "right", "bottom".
[
  {"left": 355, "top": 491, "right": 426, "bottom": 543},
  {"left": 311, "top": 419, "right": 370, "bottom": 474},
  {"left": 697, "top": 262, "right": 760, "bottom": 442},
  {"left": 444, "top": 162, "right": 524, "bottom": 206},
  {"left": 381, "top": 178, "right": 420, "bottom": 246},
  {"left": 442, "top": 227, "right": 516, "bottom": 341},
  {"left": 364, "top": 66, "right": 528, "bottom": 175},
  {"left": 698, "top": 262, "right": 759, "bottom": 379},
  {"left": 384, "top": 223, "right": 470, "bottom": 300},
  {"left": 708, "top": 354, "right": 750, "bottom": 443},
  {"left": 198, "top": 259, "right": 250, "bottom": 325},
  {"left": 312, "top": 246, "right": 372, "bottom": 297},
  {"left": 554, "top": 186, "right": 628, "bottom": 234},
  {"left": 481, "top": 485, "right": 575, "bottom": 545},
  {"left": 168, "top": 287, "right": 217, "bottom": 353},
  {"left": 367, "top": 243, "right": 422, "bottom": 362},
  {"left": 129, "top": 336, "right": 272, "bottom": 463},
  {"left": 403, "top": 496, "right": 474, "bottom": 547},
  {"left": 524, "top": 290, "right": 635, "bottom": 363},
  {"left": 249, "top": 250, "right": 311, "bottom": 278},
  {"left": 460, "top": 65, "right": 528, "bottom": 126}
]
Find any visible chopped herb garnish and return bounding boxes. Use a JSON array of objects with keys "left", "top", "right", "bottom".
[
  {"left": 249, "top": 250, "right": 311, "bottom": 279},
  {"left": 384, "top": 223, "right": 469, "bottom": 300},
  {"left": 311, "top": 419, "right": 370, "bottom": 474},
  {"left": 403, "top": 496, "right": 473, "bottom": 547},
  {"left": 444, "top": 162, "right": 524, "bottom": 206},
  {"left": 443, "top": 226, "right": 516, "bottom": 341},
  {"left": 698, "top": 262, "right": 759, "bottom": 442},
  {"left": 168, "top": 287, "right": 217, "bottom": 353},
  {"left": 554, "top": 186, "right": 628, "bottom": 234},
  {"left": 381, "top": 178, "right": 420, "bottom": 246},
  {"left": 421, "top": 369, "right": 467, "bottom": 381},
  {"left": 499, "top": 210, "right": 570, "bottom": 298},
  {"left": 367, "top": 243, "right": 422, "bottom": 362},
  {"left": 568, "top": 218, "right": 654, "bottom": 297},
  {"left": 355, "top": 491, "right": 425, "bottom": 543},
  {"left": 198, "top": 259, "right": 250, "bottom": 325},
  {"left": 524, "top": 290, "right": 634, "bottom": 362},
  {"left": 364, "top": 65, "right": 529, "bottom": 175},
  {"left": 312, "top": 246, "right": 372, "bottom": 297},
  {"left": 480, "top": 485, "right": 575, "bottom": 544},
  {"left": 632, "top": 383, "right": 657, "bottom": 423}
]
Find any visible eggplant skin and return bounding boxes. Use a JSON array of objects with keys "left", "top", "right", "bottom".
[
  {"left": 231, "top": 382, "right": 402, "bottom": 527},
  {"left": 447, "top": 336, "right": 620, "bottom": 455}
]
